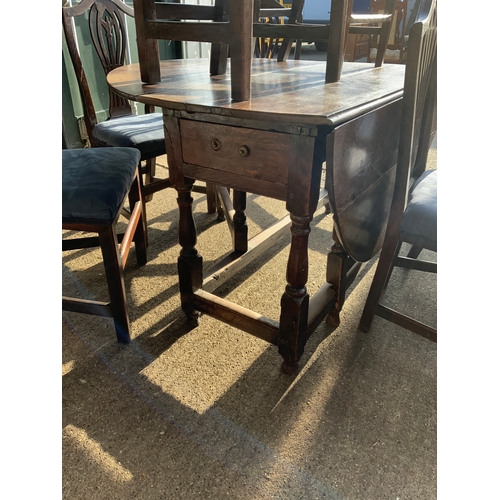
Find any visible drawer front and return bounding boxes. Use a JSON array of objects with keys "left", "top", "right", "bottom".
[{"left": 179, "top": 120, "right": 290, "bottom": 184}]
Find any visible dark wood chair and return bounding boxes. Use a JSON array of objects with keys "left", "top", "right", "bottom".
[
  {"left": 358, "top": 0, "right": 437, "bottom": 341},
  {"left": 254, "top": 0, "right": 302, "bottom": 60},
  {"left": 254, "top": 0, "right": 304, "bottom": 61},
  {"left": 366, "top": 0, "right": 408, "bottom": 64},
  {"left": 255, "top": 0, "right": 351, "bottom": 82},
  {"left": 62, "top": 0, "right": 217, "bottom": 213},
  {"left": 62, "top": 147, "right": 148, "bottom": 344}
]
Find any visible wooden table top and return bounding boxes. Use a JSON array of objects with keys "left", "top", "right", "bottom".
[{"left": 107, "top": 59, "right": 406, "bottom": 128}]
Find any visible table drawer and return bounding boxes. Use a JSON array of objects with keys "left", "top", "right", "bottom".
[{"left": 179, "top": 120, "right": 290, "bottom": 184}]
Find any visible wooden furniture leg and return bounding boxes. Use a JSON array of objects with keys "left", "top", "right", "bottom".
[
  {"left": 358, "top": 229, "right": 400, "bottom": 333},
  {"left": 278, "top": 213, "right": 313, "bottom": 374},
  {"left": 232, "top": 190, "right": 248, "bottom": 253},
  {"left": 99, "top": 226, "right": 131, "bottom": 343},
  {"left": 133, "top": 0, "right": 161, "bottom": 83},
  {"left": 205, "top": 182, "right": 217, "bottom": 214},
  {"left": 128, "top": 171, "right": 149, "bottom": 254},
  {"left": 325, "top": 0, "right": 351, "bottom": 83},
  {"left": 325, "top": 229, "right": 356, "bottom": 328},
  {"left": 177, "top": 179, "right": 203, "bottom": 324},
  {"left": 278, "top": 134, "right": 322, "bottom": 373},
  {"left": 407, "top": 244, "right": 423, "bottom": 259}
]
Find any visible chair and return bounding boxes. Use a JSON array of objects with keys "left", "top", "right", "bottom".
[
  {"left": 366, "top": 0, "right": 408, "bottom": 64},
  {"left": 255, "top": 0, "right": 400, "bottom": 79},
  {"left": 132, "top": 0, "right": 254, "bottom": 101},
  {"left": 358, "top": 0, "right": 437, "bottom": 341},
  {"left": 62, "top": 0, "right": 217, "bottom": 213},
  {"left": 63, "top": 147, "right": 148, "bottom": 344},
  {"left": 254, "top": 0, "right": 304, "bottom": 61},
  {"left": 254, "top": 0, "right": 302, "bottom": 59}
]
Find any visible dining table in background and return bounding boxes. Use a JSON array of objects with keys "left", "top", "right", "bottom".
[{"left": 107, "top": 58, "right": 405, "bottom": 373}]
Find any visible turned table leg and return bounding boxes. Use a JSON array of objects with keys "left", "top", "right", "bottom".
[
  {"left": 277, "top": 134, "right": 323, "bottom": 374},
  {"left": 278, "top": 214, "right": 312, "bottom": 374},
  {"left": 232, "top": 190, "right": 248, "bottom": 253},
  {"left": 176, "top": 179, "right": 202, "bottom": 323}
]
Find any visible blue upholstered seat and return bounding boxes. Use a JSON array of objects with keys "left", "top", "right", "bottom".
[
  {"left": 62, "top": 147, "right": 141, "bottom": 225},
  {"left": 399, "top": 169, "right": 437, "bottom": 251},
  {"left": 92, "top": 113, "right": 165, "bottom": 160}
]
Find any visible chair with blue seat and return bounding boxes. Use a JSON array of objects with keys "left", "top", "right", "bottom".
[
  {"left": 62, "top": 147, "right": 147, "bottom": 344},
  {"left": 358, "top": 0, "right": 437, "bottom": 341},
  {"left": 62, "top": 0, "right": 217, "bottom": 213}
]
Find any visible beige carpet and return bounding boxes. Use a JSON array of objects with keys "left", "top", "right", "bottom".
[{"left": 63, "top": 148, "right": 437, "bottom": 499}]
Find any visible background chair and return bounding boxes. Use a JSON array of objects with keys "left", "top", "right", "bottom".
[
  {"left": 62, "top": 147, "right": 148, "bottom": 344},
  {"left": 131, "top": 0, "right": 394, "bottom": 91},
  {"left": 254, "top": 0, "right": 299, "bottom": 59},
  {"left": 62, "top": 0, "right": 217, "bottom": 214},
  {"left": 255, "top": 0, "right": 397, "bottom": 79},
  {"left": 366, "top": 0, "right": 408, "bottom": 64},
  {"left": 358, "top": 0, "right": 437, "bottom": 341}
]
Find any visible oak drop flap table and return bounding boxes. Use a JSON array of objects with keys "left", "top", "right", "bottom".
[{"left": 107, "top": 58, "right": 405, "bottom": 373}]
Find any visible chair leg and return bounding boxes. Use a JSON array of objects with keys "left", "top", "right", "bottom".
[
  {"left": 406, "top": 244, "right": 423, "bottom": 259},
  {"left": 374, "top": 0, "right": 396, "bottom": 67},
  {"left": 99, "top": 225, "right": 131, "bottom": 344},
  {"left": 142, "top": 157, "right": 156, "bottom": 202},
  {"left": 382, "top": 240, "right": 402, "bottom": 291},
  {"left": 325, "top": 0, "right": 351, "bottom": 83},
  {"left": 294, "top": 39, "right": 302, "bottom": 60},
  {"left": 205, "top": 182, "right": 217, "bottom": 214},
  {"left": 128, "top": 170, "right": 148, "bottom": 263},
  {"left": 358, "top": 232, "right": 400, "bottom": 333}
]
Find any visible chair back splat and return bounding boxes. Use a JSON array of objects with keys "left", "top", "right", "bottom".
[{"left": 358, "top": 0, "right": 437, "bottom": 341}]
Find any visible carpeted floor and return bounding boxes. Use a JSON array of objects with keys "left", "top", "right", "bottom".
[{"left": 62, "top": 145, "right": 437, "bottom": 499}]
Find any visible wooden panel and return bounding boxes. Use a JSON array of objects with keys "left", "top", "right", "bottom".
[
  {"left": 183, "top": 164, "right": 287, "bottom": 200},
  {"left": 327, "top": 99, "right": 401, "bottom": 212},
  {"left": 180, "top": 120, "right": 290, "bottom": 184},
  {"left": 326, "top": 98, "right": 402, "bottom": 262},
  {"left": 333, "top": 165, "right": 397, "bottom": 262}
]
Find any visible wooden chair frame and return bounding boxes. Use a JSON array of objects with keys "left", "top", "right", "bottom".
[
  {"left": 63, "top": 169, "right": 147, "bottom": 344},
  {"left": 131, "top": 0, "right": 397, "bottom": 96},
  {"left": 254, "top": 0, "right": 398, "bottom": 78},
  {"left": 358, "top": 0, "right": 437, "bottom": 341},
  {"left": 367, "top": 0, "right": 408, "bottom": 64}
]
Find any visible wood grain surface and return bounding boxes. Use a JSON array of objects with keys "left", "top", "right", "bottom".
[{"left": 107, "top": 59, "right": 405, "bottom": 127}]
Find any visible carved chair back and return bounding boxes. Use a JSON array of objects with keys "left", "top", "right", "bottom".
[{"left": 63, "top": 0, "right": 136, "bottom": 144}]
